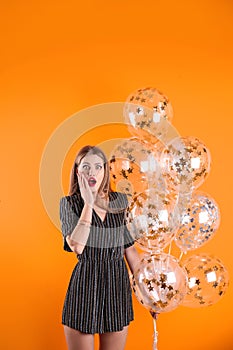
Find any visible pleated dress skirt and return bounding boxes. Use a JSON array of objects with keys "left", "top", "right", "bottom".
[{"left": 62, "top": 253, "right": 134, "bottom": 334}]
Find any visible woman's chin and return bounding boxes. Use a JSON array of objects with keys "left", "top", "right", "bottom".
[{"left": 90, "top": 186, "right": 98, "bottom": 193}]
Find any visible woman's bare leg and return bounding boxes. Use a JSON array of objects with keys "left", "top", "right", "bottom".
[
  {"left": 63, "top": 325, "right": 94, "bottom": 350},
  {"left": 99, "top": 326, "right": 128, "bottom": 350}
]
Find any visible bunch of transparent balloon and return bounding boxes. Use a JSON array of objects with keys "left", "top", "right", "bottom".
[{"left": 109, "top": 87, "right": 229, "bottom": 349}]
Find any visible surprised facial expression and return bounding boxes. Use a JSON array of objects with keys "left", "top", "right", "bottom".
[{"left": 77, "top": 153, "right": 105, "bottom": 193}]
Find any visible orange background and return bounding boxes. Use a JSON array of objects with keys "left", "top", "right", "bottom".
[{"left": 1, "top": 0, "right": 233, "bottom": 349}]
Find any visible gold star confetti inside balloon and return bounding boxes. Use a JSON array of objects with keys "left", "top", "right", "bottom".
[
  {"left": 160, "top": 136, "right": 211, "bottom": 194},
  {"left": 132, "top": 253, "right": 188, "bottom": 313},
  {"left": 123, "top": 87, "right": 173, "bottom": 144},
  {"left": 109, "top": 137, "right": 165, "bottom": 202},
  {"left": 181, "top": 254, "right": 229, "bottom": 307},
  {"left": 127, "top": 188, "right": 179, "bottom": 252},
  {"left": 175, "top": 191, "right": 221, "bottom": 252}
]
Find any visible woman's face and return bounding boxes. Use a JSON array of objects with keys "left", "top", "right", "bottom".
[{"left": 77, "top": 153, "right": 105, "bottom": 193}]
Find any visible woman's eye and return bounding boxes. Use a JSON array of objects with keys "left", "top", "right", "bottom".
[
  {"left": 83, "top": 165, "right": 90, "bottom": 170},
  {"left": 96, "top": 165, "right": 103, "bottom": 170}
]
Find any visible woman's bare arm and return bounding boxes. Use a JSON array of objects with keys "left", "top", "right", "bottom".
[
  {"left": 124, "top": 245, "right": 141, "bottom": 275},
  {"left": 66, "top": 172, "right": 95, "bottom": 254},
  {"left": 66, "top": 202, "right": 93, "bottom": 255}
]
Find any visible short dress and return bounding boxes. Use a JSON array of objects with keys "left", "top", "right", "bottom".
[{"left": 59, "top": 191, "right": 135, "bottom": 334}]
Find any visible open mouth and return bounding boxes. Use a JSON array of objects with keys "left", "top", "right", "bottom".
[{"left": 88, "top": 177, "right": 97, "bottom": 187}]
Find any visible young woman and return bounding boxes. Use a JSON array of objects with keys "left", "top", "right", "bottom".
[{"left": 59, "top": 145, "right": 156, "bottom": 350}]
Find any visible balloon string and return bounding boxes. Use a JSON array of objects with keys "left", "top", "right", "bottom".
[
  {"left": 168, "top": 241, "right": 172, "bottom": 255},
  {"left": 178, "top": 251, "right": 184, "bottom": 261},
  {"left": 153, "top": 318, "right": 158, "bottom": 350}
]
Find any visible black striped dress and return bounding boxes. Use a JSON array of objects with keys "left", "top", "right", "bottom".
[{"left": 59, "top": 191, "right": 135, "bottom": 334}]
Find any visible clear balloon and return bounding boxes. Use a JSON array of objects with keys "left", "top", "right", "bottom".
[
  {"left": 160, "top": 136, "right": 211, "bottom": 194},
  {"left": 132, "top": 253, "right": 188, "bottom": 313},
  {"left": 109, "top": 138, "right": 165, "bottom": 201},
  {"left": 109, "top": 156, "right": 147, "bottom": 202},
  {"left": 181, "top": 254, "right": 229, "bottom": 307},
  {"left": 175, "top": 191, "right": 220, "bottom": 252},
  {"left": 127, "top": 188, "right": 179, "bottom": 252},
  {"left": 124, "top": 87, "right": 173, "bottom": 143}
]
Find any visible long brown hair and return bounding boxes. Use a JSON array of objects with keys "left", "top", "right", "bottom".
[{"left": 69, "top": 145, "right": 112, "bottom": 198}]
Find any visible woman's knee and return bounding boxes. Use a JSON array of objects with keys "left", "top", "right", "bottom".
[
  {"left": 63, "top": 325, "right": 94, "bottom": 350},
  {"left": 99, "top": 326, "right": 128, "bottom": 350}
]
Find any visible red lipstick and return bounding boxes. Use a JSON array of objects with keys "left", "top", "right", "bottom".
[{"left": 88, "top": 177, "right": 97, "bottom": 187}]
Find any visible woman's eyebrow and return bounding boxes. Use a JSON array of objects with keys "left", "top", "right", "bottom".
[{"left": 82, "top": 162, "right": 103, "bottom": 165}]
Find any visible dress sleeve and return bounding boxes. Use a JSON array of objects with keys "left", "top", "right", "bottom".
[
  {"left": 122, "top": 194, "right": 135, "bottom": 249},
  {"left": 124, "top": 224, "right": 135, "bottom": 249},
  {"left": 59, "top": 196, "right": 79, "bottom": 252}
]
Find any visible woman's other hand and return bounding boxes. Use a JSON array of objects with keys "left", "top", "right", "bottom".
[{"left": 150, "top": 310, "right": 159, "bottom": 320}]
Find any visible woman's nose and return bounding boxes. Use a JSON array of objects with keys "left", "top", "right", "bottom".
[{"left": 88, "top": 167, "right": 96, "bottom": 176}]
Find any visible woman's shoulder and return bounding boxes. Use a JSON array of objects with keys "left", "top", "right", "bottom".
[
  {"left": 109, "top": 191, "right": 127, "bottom": 198},
  {"left": 60, "top": 193, "right": 82, "bottom": 205},
  {"left": 109, "top": 191, "right": 128, "bottom": 208}
]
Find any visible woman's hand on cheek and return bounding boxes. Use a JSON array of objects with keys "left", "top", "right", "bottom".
[{"left": 77, "top": 173, "right": 95, "bottom": 208}]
